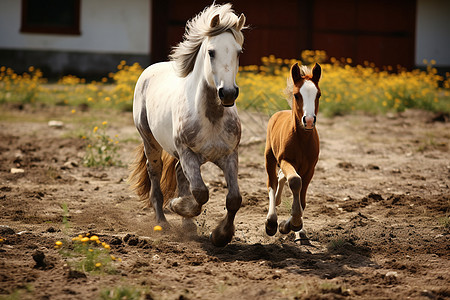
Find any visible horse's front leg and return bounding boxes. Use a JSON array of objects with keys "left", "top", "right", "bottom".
[
  {"left": 169, "top": 148, "right": 208, "bottom": 218},
  {"left": 211, "top": 150, "right": 242, "bottom": 247}
]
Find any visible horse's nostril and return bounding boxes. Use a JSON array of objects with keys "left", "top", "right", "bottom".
[{"left": 218, "top": 88, "right": 224, "bottom": 100}]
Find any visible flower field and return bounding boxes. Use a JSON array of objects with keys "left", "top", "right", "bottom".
[{"left": 1, "top": 51, "right": 449, "bottom": 117}]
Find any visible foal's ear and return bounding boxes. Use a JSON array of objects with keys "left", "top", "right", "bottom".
[
  {"left": 210, "top": 14, "right": 220, "bottom": 28},
  {"left": 312, "top": 63, "right": 322, "bottom": 84},
  {"left": 235, "top": 13, "right": 246, "bottom": 31},
  {"left": 291, "top": 63, "right": 302, "bottom": 84}
]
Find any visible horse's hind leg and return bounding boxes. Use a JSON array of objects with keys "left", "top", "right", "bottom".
[
  {"left": 141, "top": 135, "right": 167, "bottom": 225},
  {"left": 295, "top": 177, "right": 312, "bottom": 245},
  {"left": 265, "top": 147, "right": 278, "bottom": 236},
  {"left": 211, "top": 150, "right": 242, "bottom": 247},
  {"left": 278, "top": 160, "right": 303, "bottom": 234},
  {"left": 275, "top": 169, "right": 287, "bottom": 206}
]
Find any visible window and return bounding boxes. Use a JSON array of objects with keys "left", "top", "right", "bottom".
[{"left": 20, "top": 0, "right": 81, "bottom": 35}]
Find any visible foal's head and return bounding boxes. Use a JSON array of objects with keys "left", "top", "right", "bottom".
[{"left": 291, "top": 63, "right": 322, "bottom": 130}]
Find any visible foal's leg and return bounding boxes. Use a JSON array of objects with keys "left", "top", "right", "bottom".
[
  {"left": 211, "top": 150, "right": 242, "bottom": 247},
  {"left": 141, "top": 136, "right": 167, "bottom": 225},
  {"left": 275, "top": 168, "right": 287, "bottom": 206},
  {"left": 294, "top": 174, "right": 313, "bottom": 244},
  {"left": 169, "top": 148, "right": 207, "bottom": 218},
  {"left": 278, "top": 160, "right": 303, "bottom": 234},
  {"left": 265, "top": 147, "right": 279, "bottom": 236}
]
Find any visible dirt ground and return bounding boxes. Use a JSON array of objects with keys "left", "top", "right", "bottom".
[{"left": 0, "top": 103, "right": 449, "bottom": 300}]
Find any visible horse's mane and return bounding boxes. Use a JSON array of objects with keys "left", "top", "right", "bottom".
[
  {"left": 169, "top": 3, "right": 245, "bottom": 78},
  {"left": 284, "top": 65, "right": 313, "bottom": 108}
]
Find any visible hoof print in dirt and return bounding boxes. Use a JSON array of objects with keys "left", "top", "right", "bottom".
[
  {"left": 32, "top": 250, "right": 54, "bottom": 270},
  {"left": 124, "top": 234, "right": 140, "bottom": 246},
  {"left": 67, "top": 269, "right": 87, "bottom": 280},
  {"left": 109, "top": 236, "right": 123, "bottom": 245},
  {"left": 0, "top": 225, "right": 15, "bottom": 235}
]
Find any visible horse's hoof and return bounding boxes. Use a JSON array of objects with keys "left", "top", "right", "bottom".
[
  {"left": 265, "top": 219, "right": 278, "bottom": 236},
  {"left": 279, "top": 220, "right": 291, "bottom": 234},
  {"left": 169, "top": 197, "right": 202, "bottom": 218},
  {"left": 210, "top": 226, "right": 233, "bottom": 247}
]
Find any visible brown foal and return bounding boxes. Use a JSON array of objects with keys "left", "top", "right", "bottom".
[{"left": 264, "top": 62, "right": 322, "bottom": 243}]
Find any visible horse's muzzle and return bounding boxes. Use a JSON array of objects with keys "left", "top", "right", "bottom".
[
  {"left": 302, "top": 115, "right": 316, "bottom": 130},
  {"left": 219, "top": 87, "right": 239, "bottom": 107}
]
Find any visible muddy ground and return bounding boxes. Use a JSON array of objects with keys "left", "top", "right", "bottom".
[{"left": 0, "top": 103, "right": 449, "bottom": 299}]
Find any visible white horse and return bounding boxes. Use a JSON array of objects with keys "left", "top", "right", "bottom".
[{"left": 129, "top": 3, "right": 246, "bottom": 247}]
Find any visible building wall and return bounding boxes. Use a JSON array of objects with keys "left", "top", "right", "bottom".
[
  {"left": 0, "top": 0, "right": 151, "bottom": 77},
  {"left": 415, "top": 0, "right": 450, "bottom": 67}
]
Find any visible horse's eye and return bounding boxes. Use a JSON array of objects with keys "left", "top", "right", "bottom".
[
  {"left": 208, "top": 50, "right": 215, "bottom": 58},
  {"left": 294, "top": 93, "right": 300, "bottom": 100},
  {"left": 237, "top": 50, "right": 243, "bottom": 57}
]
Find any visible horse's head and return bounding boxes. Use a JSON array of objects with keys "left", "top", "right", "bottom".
[
  {"left": 203, "top": 13, "right": 246, "bottom": 107},
  {"left": 291, "top": 62, "right": 322, "bottom": 130}
]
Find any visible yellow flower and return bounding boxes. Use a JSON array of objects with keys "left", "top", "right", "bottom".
[
  {"left": 110, "top": 255, "right": 116, "bottom": 261},
  {"left": 87, "top": 97, "right": 93, "bottom": 102},
  {"left": 55, "top": 241, "right": 63, "bottom": 246},
  {"left": 103, "top": 244, "right": 111, "bottom": 250},
  {"left": 104, "top": 97, "right": 111, "bottom": 102},
  {"left": 88, "top": 249, "right": 94, "bottom": 252},
  {"left": 71, "top": 109, "right": 76, "bottom": 114},
  {"left": 93, "top": 126, "right": 98, "bottom": 133},
  {"left": 95, "top": 263, "right": 102, "bottom": 268},
  {"left": 153, "top": 225, "right": 162, "bottom": 231},
  {"left": 102, "top": 121, "right": 107, "bottom": 126},
  {"left": 81, "top": 237, "right": 90, "bottom": 243},
  {"left": 90, "top": 235, "right": 99, "bottom": 241}
]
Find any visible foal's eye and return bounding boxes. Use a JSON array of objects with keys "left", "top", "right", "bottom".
[{"left": 208, "top": 50, "right": 215, "bottom": 58}]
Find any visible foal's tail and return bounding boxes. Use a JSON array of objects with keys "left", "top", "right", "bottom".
[{"left": 128, "top": 143, "right": 178, "bottom": 208}]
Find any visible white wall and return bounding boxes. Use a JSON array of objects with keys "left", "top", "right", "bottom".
[
  {"left": 416, "top": 0, "right": 450, "bottom": 67},
  {"left": 0, "top": 0, "right": 150, "bottom": 54}
]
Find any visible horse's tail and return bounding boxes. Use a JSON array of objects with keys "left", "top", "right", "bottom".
[
  {"left": 128, "top": 143, "right": 151, "bottom": 207},
  {"left": 128, "top": 143, "right": 178, "bottom": 208},
  {"left": 160, "top": 151, "right": 178, "bottom": 207}
]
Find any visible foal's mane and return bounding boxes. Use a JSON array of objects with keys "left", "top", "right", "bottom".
[
  {"left": 169, "top": 3, "right": 245, "bottom": 78},
  {"left": 284, "top": 65, "right": 313, "bottom": 108}
]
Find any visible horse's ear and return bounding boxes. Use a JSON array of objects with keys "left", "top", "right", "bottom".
[
  {"left": 312, "top": 63, "right": 322, "bottom": 84},
  {"left": 210, "top": 14, "right": 220, "bottom": 28},
  {"left": 236, "top": 13, "right": 246, "bottom": 31},
  {"left": 291, "top": 63, "right": 302, "bottom": 84}
]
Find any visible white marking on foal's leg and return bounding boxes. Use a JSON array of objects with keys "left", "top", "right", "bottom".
[
  {"left": 275, "top": 169, "right": 286, "bottom": 206},
  {"left": 267, "top": 187, "right": 277, "bottom": 220},
  {"left": 265, "top": 187, "right": 278, "bottom": 236}
]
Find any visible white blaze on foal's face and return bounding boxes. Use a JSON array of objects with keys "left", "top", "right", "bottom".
[{"left": 299, "top": 80, "right": 318, "bottom": 129}]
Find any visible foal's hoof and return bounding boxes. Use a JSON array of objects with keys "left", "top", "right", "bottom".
[
  {"left": 279, "top": 220, "right": 291, "bottom": 234},
  {"left": 265, "top": 219, "right": 278, "bottom": 236},
  {"left": 290, "top": 222, "right": 303, "bottom": 232},
  {"left": 294, "top": 230, "right": 310, "bottom": 245},
  {"left": 169, "top": 197, "right": 202, "bottom": 218}
]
